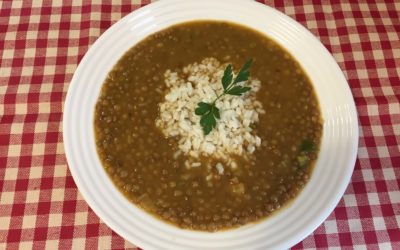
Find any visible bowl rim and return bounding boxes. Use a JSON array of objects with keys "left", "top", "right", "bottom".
[{"left": 63, "top": 0, "right": 359, "bottom": 249}]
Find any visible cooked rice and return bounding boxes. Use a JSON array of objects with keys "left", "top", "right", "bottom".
[{"left": 155, "top": 57, "right": 265, "bottom": 170}]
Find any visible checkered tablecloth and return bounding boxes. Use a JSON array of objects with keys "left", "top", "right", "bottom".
[{"left": 0, "top": 0, "right": 399, "bottom": 249}]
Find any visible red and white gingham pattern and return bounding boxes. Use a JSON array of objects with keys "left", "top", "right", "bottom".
[{"left": 0, "top": 1, "right": 399, "bottom": 249}]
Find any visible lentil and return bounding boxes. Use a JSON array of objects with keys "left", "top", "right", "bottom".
[{"left": 94, "top": 21, "right": 322, "bottom": 232}]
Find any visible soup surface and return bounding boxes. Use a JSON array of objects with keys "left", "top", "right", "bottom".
[{"left": 94, "top": 21, "right": 322, "bottom": 231}]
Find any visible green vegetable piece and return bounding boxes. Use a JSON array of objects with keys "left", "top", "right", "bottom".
[
  {"left": 300, "top": 139, "right": 316, "bottom": 152},
  {"left": 297, "top": 155, "right": 309, "bottom": 168}
]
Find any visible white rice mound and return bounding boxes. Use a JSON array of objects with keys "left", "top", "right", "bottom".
[{"left": 155, "top": 57, "right": 265, "bottom": 170}]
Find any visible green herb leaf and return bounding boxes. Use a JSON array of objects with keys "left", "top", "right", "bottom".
[
  {"left": 242, "top": 58, "right": 253, "bottom": 72},
  {"left": 233, "top": 58, "right": 253, "bottom": 84},
  {"left": 200, "top": 111, "right": 217, "bottom": 135},
  {"left": 212, "top": 106, "right": 220, "bottom": 119},
  {"left": 195, "top": 59, "right": 253, "bottom": 135},
  {"left": 226, "top": 86, "right": 251, "bottom": 96},
  {"left": 233, "top": 71, "right": 250, "bottom": 84},
  {"left": 300, "top": 139, "right": 316, "bottom": 152},
  {"left": 221, "top": 64, "right": 233, "bottom": 90},
  {"left": 195, "top": 102, "right": 212, "bottom": 115}
]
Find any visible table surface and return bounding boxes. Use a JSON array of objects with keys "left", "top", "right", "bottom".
[{"left": 1, "top": 0, "right": 399, "bottom": 249}]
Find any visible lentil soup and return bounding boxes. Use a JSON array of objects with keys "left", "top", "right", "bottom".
[{"left": 94, "top": 21, "right": 322, "bottom": 231}]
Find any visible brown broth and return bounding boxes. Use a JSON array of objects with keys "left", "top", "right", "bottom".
[{"left": 94, "top": 21, "right": 322, "bottom": 231}]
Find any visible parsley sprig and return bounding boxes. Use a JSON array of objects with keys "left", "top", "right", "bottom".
[{"left": 195, "top": 59, "right": 253, "bottom": 135}]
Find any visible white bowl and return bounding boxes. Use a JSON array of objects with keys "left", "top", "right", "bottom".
[{"left": 63, "top": 0, "right": 358, "bottom": 249}]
